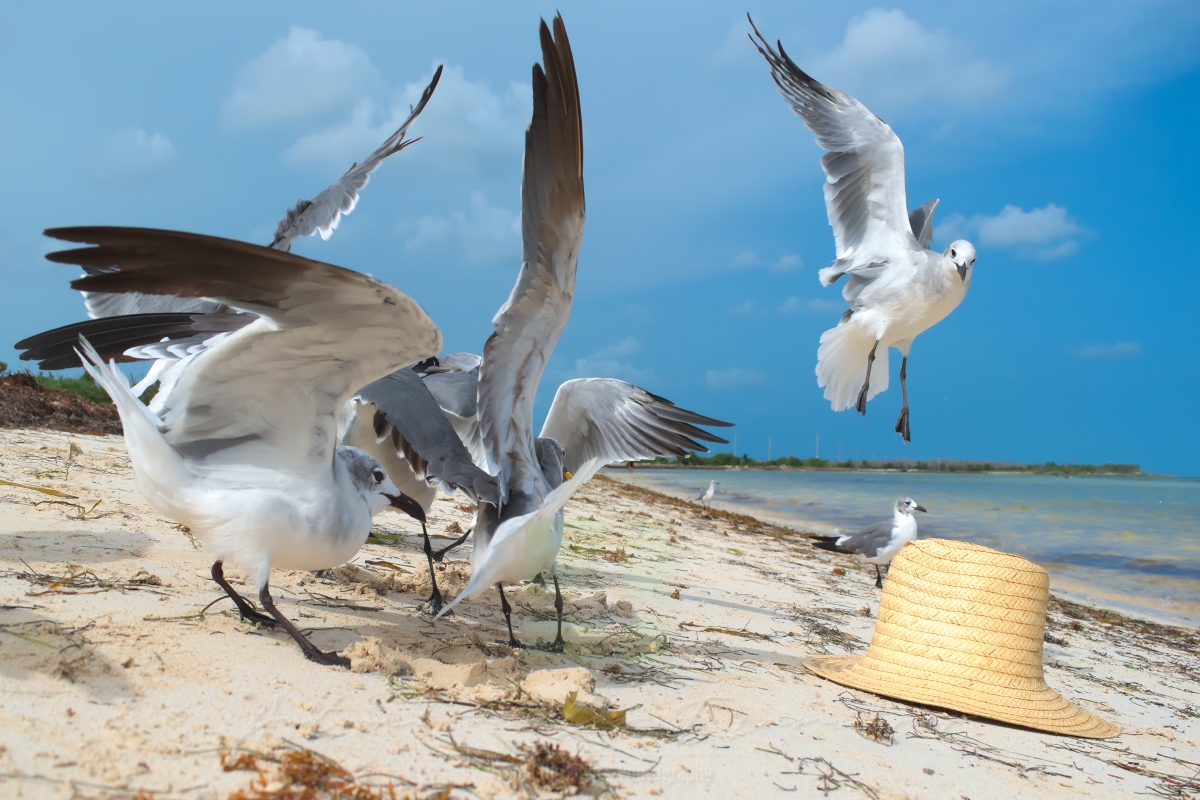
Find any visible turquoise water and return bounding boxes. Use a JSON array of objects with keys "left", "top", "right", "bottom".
[{"left": 610, "top": 469, "right": 1200, "bottom": 625}]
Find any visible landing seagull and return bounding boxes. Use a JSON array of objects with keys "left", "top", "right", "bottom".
[
  {"left": 812, "top": 497, "right": 927, "bottom": 588},
  {"left": 749, "top": 19, "right": 976, "bottom": 443},
  {"left": 697, "top": 480, "right": 717, "bottom": 508},
  {"left": 46, "top": 227, "right": 441, "bottom": 667}
]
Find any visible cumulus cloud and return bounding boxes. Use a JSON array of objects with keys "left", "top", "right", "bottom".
[
  {"left": 706, "top": 368, "right": 764, "bottom": 390},
  {"left": 812, "top": 9, "right": 1010, "bottom": 116},
  {"left": 1075, "top": 342, "right": 1142, "bottom": 358},
  {"left": 936, "top": 203, "right": 1084, "bottom": 260},
  {"left": 87, "top": 128, "right": 177, "bottom": 185},
  {"left": 220, "top": 27, "right": 380, "bottom": 130},
  {"left": 568, "top": 337, "right": 655, "bottom": 383},
  {"left": 402, "top": 191, "right": 519, "bottom": 265},
  {"left": 284, "top": 64, "right": 527, "bottom": 175}
]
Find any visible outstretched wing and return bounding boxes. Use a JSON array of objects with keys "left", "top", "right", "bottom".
[
  {"left": 46, "top": 226, "right": 441, "bottom": 472},
  {"left": 539, "top": 379, "right": 733, "bottom": 477},
  {"left": 749, "top": 17, "right": 917, "bottom": 286},
  {"left": 271, "top": 65, "right": 443, "bottom": 251},
  {"left": 477, "top": 16, "right": 584, "bottom": 502},
  {"left": 908, "top": 198, "right": 939, "bottom": 250}
]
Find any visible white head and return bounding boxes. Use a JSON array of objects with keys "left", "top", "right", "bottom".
[
  {"left": 895, "top": 497, "right": 928, "bottom": 516},
  {"left": 336, "top": 446, "right": 425, "bottom": 522},
  {"left": 944, "top": 240, "right": 976, "bottom": 284}
]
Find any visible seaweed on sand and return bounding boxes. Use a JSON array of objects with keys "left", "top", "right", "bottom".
[{"left": 221, "top": 743, "right": 448, "bottom": 799}]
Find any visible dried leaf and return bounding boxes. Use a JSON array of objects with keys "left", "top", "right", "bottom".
[
  {"left": 562, "top": 691, "right": 626, "bottom": 730},
  {"left": 0, "top": 479, "right": 78, "bottom": 499}
]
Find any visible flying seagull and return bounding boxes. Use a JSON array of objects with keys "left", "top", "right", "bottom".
[
  {"left": 15, "top": 65, "right": 444, "bottom": 386},
  {"left": 49, "top": 227, "right": 441, "bottom": 667},
  {"left": 697, "top": 480, "right": 717, "bottom": 508},
  {"left": 749, "top": 18, "right": 976, "bottom": 443},
  {"left": 812, "top": 497, "right": 927, "bottom": 588}
]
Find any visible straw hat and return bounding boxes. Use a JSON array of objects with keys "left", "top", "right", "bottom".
[{"left": 804, "top": 538, "right": 1119, "bottom": 738}]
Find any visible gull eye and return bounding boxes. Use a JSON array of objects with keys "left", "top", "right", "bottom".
[
  {"left": 372, "top": 468, "right": 385, "bottom": 484},
  {"left": 950, "top": 248, "right": 957, "bottom": 258}
]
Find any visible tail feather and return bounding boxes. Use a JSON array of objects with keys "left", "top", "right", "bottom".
[
  {"left": 812, "top": 535, "right": 850, "bottom": 554},
  {"left": 816, "top": 321, "right": 888, "bottom": 412}
]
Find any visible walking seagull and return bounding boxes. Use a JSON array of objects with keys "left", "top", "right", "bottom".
[
  {"left": 45, "top": 227, "right": 441, "bottom": 667},
  {"left": 812, "top": 497, "right": 927, "bottom": 588},
  {"left": 697, "top": 480, "right": 717, "bottom": 508},
  {"left": 750, "top": 19, "right": 976, "bottom": 443}
]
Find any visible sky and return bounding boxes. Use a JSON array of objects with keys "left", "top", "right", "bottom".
[{"left": 1, "top": 2, "right": 1198, "bottom": 475}]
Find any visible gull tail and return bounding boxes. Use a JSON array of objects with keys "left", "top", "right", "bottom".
[
  {"left": 816, "top": 320, "right": 889, "bottom": 412},
  {"left": 436, "top": 458, "right": 601, "bottom": 619},
  {"left": 76, "top": 336, "right": 189, "bottom": 516},
  {"left": 811, "top": 535, "right": 851, "bottom": 553}
]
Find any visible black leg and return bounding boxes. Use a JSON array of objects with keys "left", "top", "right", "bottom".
[
  {"left": 497, "top": 583, "right": 521, "bottom": 648},
  {"left": 856, "top": 340, "right": 880, "bottom": 416},
  {"left": 531, "top": 572, "right": 546, "bottom": 587},
  {"left": 420, "top": 518, "right": 445, "bottom": 616},
  {"left": 874, "top": 564, "right": 883, "bottom": 589},
  {"left": 211, "top": 561, "right": 276, "bottom": 627},
  {"left": 894, "top": 356, "right": 910, "bottom": 443},
  {"left": 550, "top": 570, "right": 566, "bottom": 652},
  {"left": 432, "top": 525, "right": 472, "bottom": 562},
  {"left": 258, "top": 583, "right": 349, "bottom": 668}
]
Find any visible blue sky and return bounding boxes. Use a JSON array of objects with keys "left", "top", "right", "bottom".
[{"left": 2, "top": 2, "right": 1198, "bottom": 475}]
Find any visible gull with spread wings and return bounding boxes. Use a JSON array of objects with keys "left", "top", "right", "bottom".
[
  {"left": 42, "top": 228, "right": 440, "bottom": 667},
  {"left": 750, "top": 18, "right": 976, "bottom": 443}
]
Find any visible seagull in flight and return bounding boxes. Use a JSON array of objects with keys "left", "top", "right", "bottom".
[
  {"left": 750, "top": 19, "right": 976, "bottom": 443},
  {"left": 812, "top": 497, "right": 927, "bottom": 588},
  {"left": 47, "top": 227, "right": 441, "bottom": 667}
]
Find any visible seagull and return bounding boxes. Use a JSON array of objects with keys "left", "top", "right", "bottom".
[
  {"left": 749, "top": 19, "right": 976, "bottom": 443},
  {"left": 46, "top": 227, "right": 441, "bottom": 667},
  {"left": 697, "top": 480, "right": 718, "bottom": 507},
  {"left": 15, "top": 65, "right": 444, "bottom": 392},
  {"left": 811, "top": 497, "right": 927, "bottom": 588}
]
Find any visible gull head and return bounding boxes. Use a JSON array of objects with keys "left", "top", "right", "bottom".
[
  {"left": 535, "top": 436, "right": 568, "bottom": 488},
  {"left": 896, "top": 497, "right": 928, "bottom": 515},
  {"left": 944, "top": 240, "right": 976, "bottom": 284},
  {"left": 336, "top": 446, "right": 419, "bottom": 519}
]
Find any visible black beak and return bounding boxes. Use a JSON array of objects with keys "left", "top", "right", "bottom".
[
  {"left": 387, "top": 493, "right": 426, "bottom": 523},
  {"left": 956, "top": 263, "right": 967, "bottom": 282},
  {"left": 914, "top": 504, "right": 928, "bottom": 513}
]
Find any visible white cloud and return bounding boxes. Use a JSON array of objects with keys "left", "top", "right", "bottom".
[
  {"left": 728, "top": 300, "right": 755, "bottom": 314},
  {"left": 731, "top": 251, "right": 801, "bottom": 272},
  {"left": 773, "top": 254, "right": 802, "bottom": 272},
  {"left": 731, "top": 251, "right": 759, "bottom": 268},
  {"left": 87, "top": 128, "right": 177, "bottom": 185},
  {"left": 568, "top": 337, "right": 655, "bottom": 383},
  {"left": 402, "top": 191, "right": 519, "bottom": 265},
  {"left": 220, "top": 27, "right": 380, "bottom": 130},
  {"left": 812, "top": 9, "right": 1010, "bottom": 116},
  {"left": 706, "top": 368, "right": 764, "bottom": 390},
  {"left": 284, "top": 64, "right": 527, "bottom": 175},
  {"left": 780, "top": 296, "right": 801, "bottom": 313},
  {"left": 1075, "top": 342, "right": 1142, "bottom": 358},
  {"left": 936, "top": 203, "right": 1084, "bottom": 260}
]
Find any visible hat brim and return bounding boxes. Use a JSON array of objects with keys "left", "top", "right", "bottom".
[{"left": 804, "top": 655, "right": 1119, "bottom": 739}]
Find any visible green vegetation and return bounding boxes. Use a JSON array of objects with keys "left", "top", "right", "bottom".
[
  {"left": 648, "top": 452, "right": 1142, "bottom": 475},
  {"left": 0, "top": 362, "right": 157, "bottom": 405}
]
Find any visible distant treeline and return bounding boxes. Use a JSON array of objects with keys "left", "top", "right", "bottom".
[{"left": 644, "top": 452, "right": 1142, "bottom": 475}]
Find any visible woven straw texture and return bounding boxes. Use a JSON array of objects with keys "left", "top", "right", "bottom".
[{"left": 805, "top": 538, "right": 1119, "bottom": 738}]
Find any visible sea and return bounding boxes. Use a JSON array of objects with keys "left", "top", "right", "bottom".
[{"left": 609, "top": 468, "right": 1200, "bottom": 627}]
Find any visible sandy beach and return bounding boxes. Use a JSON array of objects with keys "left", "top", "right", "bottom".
[{"left": 1, "top": 426, "right": 1197, "bottom": 799}]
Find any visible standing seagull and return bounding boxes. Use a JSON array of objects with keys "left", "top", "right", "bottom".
[
  {"left": 750, "top": 19, "right": 976, "bottom": 443},
  {"left": 45, "top": 227, "right": 441, "bottom": 666},
  {"left": 697, "top": 480, "right": 717, "bottom": 508},
  {"left": 812, "top": 497, "right": 927, "bottom": 588}
]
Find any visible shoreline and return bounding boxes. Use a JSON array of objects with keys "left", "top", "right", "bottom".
[
  {"left": 612, "top": 465, "right": 1174, "bottom": 478},
  {"left": 1, "top": 427, "right": 1197, "bottom": 798}
]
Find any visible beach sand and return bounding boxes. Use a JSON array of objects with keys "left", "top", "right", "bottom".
[{"left": 1, "top": 426, "right": 1197, "bottom": 798}]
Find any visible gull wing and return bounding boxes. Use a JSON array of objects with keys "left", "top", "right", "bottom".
[
  {"left": 539, "top": 378, "right": 733, "bottom": 477},
  {"left": 351, "top": 367, "right": 499, "bottom": 506},
  {"left": 839, "top": 519, "right": 896, "bottom": 557},
  {"left": 908, "top": 198, "right": 939, "bottom": 250},
  {"left": 423, "top": 368, "right": 488, "bottom": 469},
  {"left": 749, "top": 18, "right": 917, "bottom": 286},
  {"left": 477, "top": 16, "right": 584, "bottom": 502},
  {"left": 46, "top": 226, "right": 441, "bottom": 472},
  {"left": 270, "top": 65, "right": 443, "bottom": 251}
]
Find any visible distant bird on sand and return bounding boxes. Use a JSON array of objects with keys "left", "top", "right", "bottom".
[
  {"left": 750, "top": 18, "right": 976, "bottom": 443},
  {"left": 812, "top": 497, "right": 927, "bottom": 588},
  {"left": 52, "top": 227, "right": 440, "bottom": 667},
  {"left": 697, "top": 480, "right": 718, "bottom": 508}
]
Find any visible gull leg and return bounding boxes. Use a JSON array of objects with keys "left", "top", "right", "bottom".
[
  {"left": 874, "top": 564, "right": 883, "bottom": 589},
  {"left": 211, "top": 561, "right": 276, "bottom": 627},
  {"left": 497, "top": 583, "right": 521, "bottom": 648},
  {"left": 531, "top": 572, "right": 546, "bottom": 587},
  {"left": 420, "top": 519, "right": 445, "bottom": 616},
  {"left": 856, "top": 340, "right": 880, "bottom": 416},
  {"left": 550, "top": 569, "right": 566, "bottom": 653},
  {"left": 432, "top": 525, "right": 472, "bottom": 562},
  {"left": 894, "top": 356, "right": 911, "bottom": 443},
  {"left": 259, "top": 583, "right": 349, "bottom": 668}
]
